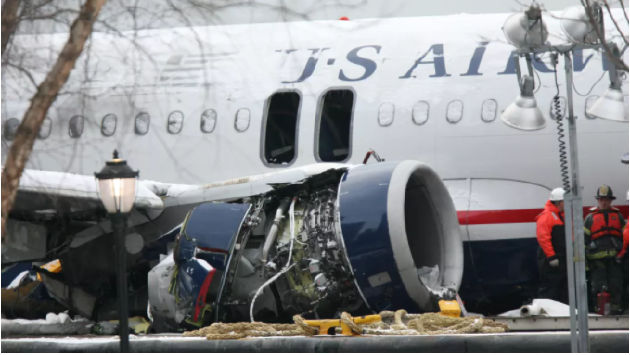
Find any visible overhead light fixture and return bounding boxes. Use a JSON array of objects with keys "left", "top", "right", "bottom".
[
  {"left": 501, "top": 76, "right": 546, "bottom": 131},
  {"left": 586, "top": 84, "right": 627, "bottom": 122},
  {"left": 560, "top": 5, "right": 599, "bottom": 43},
  {"left": 503, "top": 6, "right": 548, "bottom": 48},
  {"left": 584, "top": 41, "right": 628, "bottom": 122}
]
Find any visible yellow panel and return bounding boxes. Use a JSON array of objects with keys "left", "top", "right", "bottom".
[{"left": 439, "top": 300, "right": 461, "bottom": 318}]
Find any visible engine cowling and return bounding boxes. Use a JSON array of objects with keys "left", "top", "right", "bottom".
[{"left": 339, "top": 160, "right": 464, "bottom": 313}]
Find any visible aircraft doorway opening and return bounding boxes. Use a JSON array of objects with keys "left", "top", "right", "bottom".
[
  {"left": 263, "top": 92, "right": 301, "bottom": 165},
  {"left": 317, "top": 89, "right": 354, "bottom": 162}
]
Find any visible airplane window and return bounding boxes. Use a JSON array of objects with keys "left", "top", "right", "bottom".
[
  {"left": 200, "top": 109, "right": 217, "bottom": 133},
  {"left": 38, "top": 117, "right": 52, "bottom": 139},
  {"left": 135, "top": 112, "right": 150, "bottom": 135},
  {"left": 412, "top": 101, "right": 430, "bottom": 125},
  {"left": 263, "top": 92, "right": 300, "bottom": 165},
  {"left": 235, "top": 108, "right": 250, "bottom": 132},
  {"left": 378, "top": 103, "right": 395, "bottom": 126},
  {"left": 4, "top": 118, "right": 20, "bottom": 141},
  {"left": 167, "top": 111, "right": 184, "bottom": 134},
  {"left": 69, "top": 115, "right": 84, "bottom": 138},
  {"left": 549, "top": 96, "right": 567, "bottom": 119},
  {"left": 585, "top": 96, "right": 599, "bottom": 119},
  {"left": 101, "top": 114, "right": 117, "bottom": 136},
  {"left": 481, "top": 99, "right": 497, "bottom": 122},
  {"left": 317, "top": 89, "right": 354, "bottom": 162},
  {"left": 446, "top": 100, "right": 463, "bottom": 123}
]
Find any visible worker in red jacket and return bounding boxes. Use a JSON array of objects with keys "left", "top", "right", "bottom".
[{"left": 536, "top": 188, "right": 568, "bottom": 304}]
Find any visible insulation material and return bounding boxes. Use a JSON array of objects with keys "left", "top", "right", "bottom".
[
  {"left": 499, "top": 299, "right": 600, "bottom": 318},
  {"left": 7, "top": 271, "right": 30, "bottom": 289}
]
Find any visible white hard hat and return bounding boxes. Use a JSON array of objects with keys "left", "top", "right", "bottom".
[{"left": 550, "top": 188, "right": 566, "bottom": 201}]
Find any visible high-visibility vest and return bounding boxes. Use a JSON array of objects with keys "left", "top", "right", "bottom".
[{"left": 589, "top": 209, "right": 623, "bottom": 240}]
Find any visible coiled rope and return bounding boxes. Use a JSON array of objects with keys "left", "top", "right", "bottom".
[{"left": 183, "top": 310, "right": 507, "bottom": 340}]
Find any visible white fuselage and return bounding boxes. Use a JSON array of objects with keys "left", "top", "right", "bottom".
[{"left": 2, "top": 11, "right": 628, "bottom": 208}]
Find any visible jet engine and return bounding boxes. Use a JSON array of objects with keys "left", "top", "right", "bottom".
[{"left": 148, "top": 161, "right": 463, "bottom": 331}]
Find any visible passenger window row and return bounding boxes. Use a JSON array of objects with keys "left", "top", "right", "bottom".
[{"left": 3, "top": 95, "right": 605, "bottom": 164}]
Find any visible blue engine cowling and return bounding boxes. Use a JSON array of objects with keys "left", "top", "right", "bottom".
[{"left": 338, "top": 161, "right": 463, "bottom": 313}]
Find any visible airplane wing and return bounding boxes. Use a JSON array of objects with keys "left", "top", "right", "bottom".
[{"left": 10, "top": 169, "right": 166, "bottom": 213}]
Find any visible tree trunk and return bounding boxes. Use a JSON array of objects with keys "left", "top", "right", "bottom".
[
  {"left": 1, "top": 0, "right": 108, "bottom": 242},
  {"left": 1, "top": 0, "right": 21, "bottom": 56}
]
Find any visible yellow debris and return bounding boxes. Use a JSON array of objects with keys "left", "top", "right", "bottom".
[
  {"left": 438, "top": 300, "right": 462, "bottom": 318},
  {"left": 37, "top": 259, "right": 62, "bottom": 281}
]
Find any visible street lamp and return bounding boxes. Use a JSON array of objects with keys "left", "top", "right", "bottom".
[{"left": 95, "top": 150, "right": 138, "bottom": 353}]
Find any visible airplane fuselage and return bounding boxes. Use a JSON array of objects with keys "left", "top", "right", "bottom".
[{"left": 2, "top": 11, "right": 628, "bottom": 312}]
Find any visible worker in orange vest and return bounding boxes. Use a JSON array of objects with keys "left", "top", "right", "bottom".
[
  {"left": 536, "top": 188, "right": 568, "bottom": 304},
  {"left": 584, "top": 185, "right": 626, "bottom": 315}
]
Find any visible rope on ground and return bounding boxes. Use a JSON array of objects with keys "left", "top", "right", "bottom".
[
  {"left": 341, "top": 310, "right": 508, "bottom": 336},
  {"left": 182, "top": 315, "right": 318, "bottom": 340},
  {"left": 183, "top": 310, "right": 508, "bottom": 340}
]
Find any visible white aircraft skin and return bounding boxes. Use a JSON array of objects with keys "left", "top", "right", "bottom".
[{"left": 1, "top": 11, "right": 628, "bottom": 296}]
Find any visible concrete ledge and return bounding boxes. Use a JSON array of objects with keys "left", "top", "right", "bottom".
[
  {"left": 1, "top": 321, "right": 94, "bottom": 337},
  {"left": 2, "top": 331, "right": 628, "bottom": 353},
  {"left": 487, "top": 316, "right": 629, "bottom": 331}
]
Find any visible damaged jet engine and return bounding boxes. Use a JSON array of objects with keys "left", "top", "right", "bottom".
[{"left": 146, "top": 161, "right": 463, "bottom": 331}]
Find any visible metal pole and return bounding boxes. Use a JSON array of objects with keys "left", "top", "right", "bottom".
[
  {"left": 563, "top": 193, "right": 578, "bottom": 353},
  {"left": 113, "top": 213, "right": 130, "bottom": 353},
  {"left": 564, "top": 53, "right": 590, "bottom": 353},
  {"left": 514, "top": 55, "right": 523, "bottom": 84}
]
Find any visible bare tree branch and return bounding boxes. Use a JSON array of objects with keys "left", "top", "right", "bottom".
[
  {"left": 1, "top": 0, "right": 108, "bottom": 241},
  {"left": 3, "top": 61, "right": 39, "bottom": 89},
  {"left": 582, "top": 0, "right": 629, "bottom": 72},
  {"left": 1, "top": 0, "right": 21, "bottom": 56},
  {"left": 602, "top": 0, "right": 629, "bottom": 45},
  {"left": 617, "top": 0, "right": 629, "bottom": 24}
]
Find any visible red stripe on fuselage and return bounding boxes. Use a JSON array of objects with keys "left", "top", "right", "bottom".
[{"left": 458, "top": 206, "right": 629, "bottom": 225}]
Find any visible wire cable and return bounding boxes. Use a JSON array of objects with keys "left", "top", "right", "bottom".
[
  {"left": 552, "top": 55, "right": 571, "bottom": 192},
  {"left": 572, "top": 70, "right": 607, "bottom": 97},
  {"left": 250, "top": 263, "right": 296, "bottom": 322}
]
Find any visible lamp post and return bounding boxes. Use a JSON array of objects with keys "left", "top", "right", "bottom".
[
  {"left": 95, "top": 150, "right": 138, "bottom": 353},
  {"left": 501, "top": 4, "right": 627, "bottom": 353}
]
